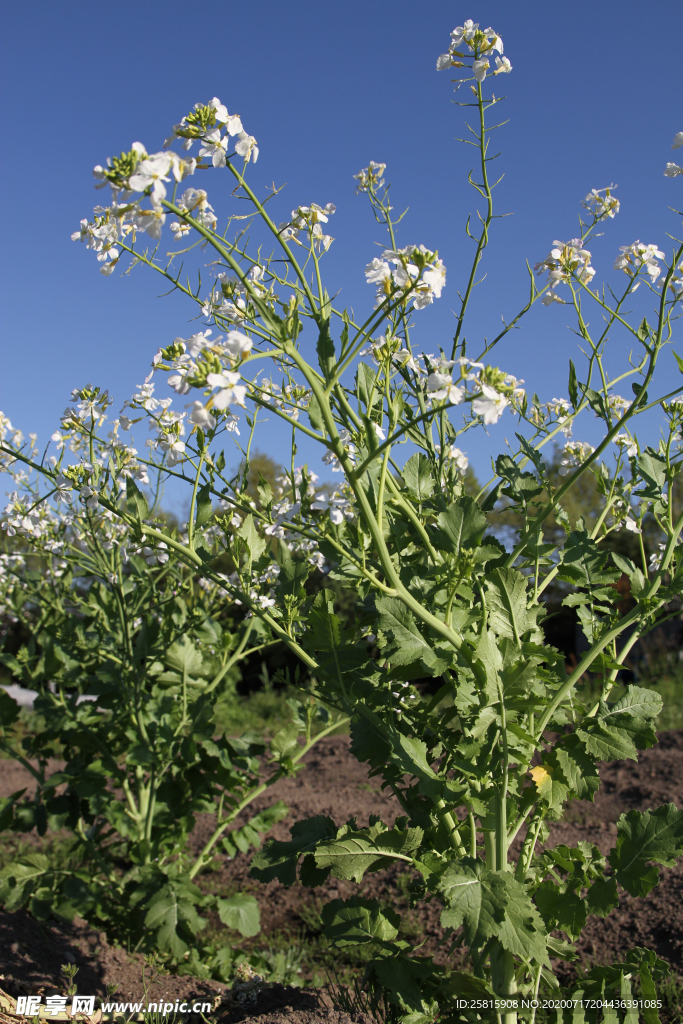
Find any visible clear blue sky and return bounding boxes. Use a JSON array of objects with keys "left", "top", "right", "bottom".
[{"left": 1, "top": 0, "right": 681, "bottom": 495}]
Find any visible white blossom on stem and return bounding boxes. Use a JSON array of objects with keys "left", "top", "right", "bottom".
[{"left": 472, "top": 385, "right": 509, "bottom": 424}]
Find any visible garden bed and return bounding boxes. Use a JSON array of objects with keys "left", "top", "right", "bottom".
[{"left": 1, "top": 731, "right": 683, "bottom": 1017}]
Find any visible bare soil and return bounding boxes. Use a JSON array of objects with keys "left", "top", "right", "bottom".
[{"left": 1, "top": 732, "right": 683, "bottom": 1021}]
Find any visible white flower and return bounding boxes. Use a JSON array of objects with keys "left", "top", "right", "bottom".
[
  {"left": 169, "top": 221, "right": 191, "bottom": 240},
  {"left": 494, "top": 56, "right": 512, "bottom": 74},
  {"left": 199, "top": 128, "right": 228, "bottom": 168},
  {"left": 373, "top": 422, "right": 386, "bottom": 441},
  {"left": 613, "top": 432, "right": 638, "bottom": 458},
  {"left": 445, "top": 446, "right": 468, "bottom": 473},
  {"left": 473, "top": 58, "right": 489, "bottom": 83},
  {"left": 365, "top": 258, "right": 392, "bottom": 286},
  {"left": 672, "top": 132, "right": 683, "bottom": 150},
  {"left": 188, "top": 401, "right": 216, "bottom": 430},
  {"left": 208, "top": 98, "right": 243, "bottom": 135},
  {"left": 206, "top": 370, "right": 247, "bottom": 409},
  {"left": 426, "top": 373, "right": 465, "bottom": 405},
  {"left": 128, "top": 153, "right": 173, "bottom": 202},
  {"left": 235, "top": 131, "right": 259, "bottom": 163},
  {"left": 472, "top": 385, "right": 509, "bottom": 424},
  {"left": 223, "top": 330, "right": 253, "bottom": 360},
  {"left": 54, "top": 475, "right": 73, "bottom": 502},
  {"left": 311, "top": 492, "right": 349, "bottom": 526},
  {"left": 664, "top": 162, "right": 683, "bottom": 178},
  {"left": 622, "top": 516, "right": 642, "bottom": 534},
  {"left": 80, "top": 485, "right": 99, "bottom": 510}
]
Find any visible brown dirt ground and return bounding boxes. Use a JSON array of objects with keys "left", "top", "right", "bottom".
[{"left": 1, "top": 732, "right": 683, "bottom": 1020}]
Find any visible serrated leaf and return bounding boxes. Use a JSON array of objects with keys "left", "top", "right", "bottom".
[
  {"left": 548, "top": 744, "right": 600, "bottom": 803},
  {"left": 558, "top": 531, "right": 620, "bottom": 587},
  {"left": 236, "top": 513, "right": 266, "bottom": 564},
  {"left": 321, "top": 895, "right": 400, "bottom": 945},
  {"left": 315, "top": 823, "right": 423, "bottom": 882},
  {"left": 435, "top": 496, "right": 487, "bottom": 555},
  {"left": 585, "top": 876, "right": 619, "bottom": 918},
  {"left": 496, "top": 454, "right": 543, "bottom": 503},
  {"left": 485, "top": 568, "right": 541, "bottom": 642},
  {"left": 637, "top": 449, "right": 667, "bottom": 495},
  {"left": 164, "top": 635, "right": 203, "bottom": 678},
  {"left": 144, "top": 880, "right": 206, "bottom": 957},
  {"left": 439, "top": 859, "right": 548, "bottom": 963},
  {"left": 534, "top": 881, "right": 586, "bottom": 939},
  {"left": 401, "top": 453, "right": 435, "bottom": 501},
  {"left": 609, "top": 804, "right": 683, "bottom": 897},
  {"left": 250, "top": 815, "right": 337, "bottom": 885},
  {"left": 375, "top": 596, "right": 447, "bottom": 672},
  {"left": 216, "top": 893, "right": 261, "bottom": 937}
]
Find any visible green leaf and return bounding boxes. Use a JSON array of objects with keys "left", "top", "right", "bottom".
[
  {"left": 485, "top": 568, "right": 542, "bottom": 641},
  {"left": 356, "top": 362, "right": 379, "bottom": 412},
  {"left": 250, "top": 815, "right": 337, "bottom": 885},
  {"left": 164, "top": 635, "right": 204, "bottom": 678},
  {"left": 547, "top": 744, "right": 600, "bottom": 803},
  {"left": 236, "top": 514, "right": 267, "bottom": 564},
  {"left": 376, "top": 596, "right": 448, "bottom": 673},
  {"left": 672, "top": 349, "right": 683, "bottom": 375},
  {"left": 496, "top": 454, "right": 543, "bottom": 503},
  {"left": 534, "top": 881, "right": 586, "bottom": 940},
  {"left": 401, "top": 453, "right": 435, "bottom": 501},
  {"left": 216, "top": 893, "right": 261, "bottom": 937},
  {"left": 585, "top": 876, "right": 619, "bottom": 918},
  {"left": 439, "top": 858, "right": 548, "bottom": 963},
  {"left": 126, "top": 477, "right": 149, "bottom": 521},
  {"left": 316, "top": 319, "right": 336, "bottom": 379},
  {"left": 0, "top": 687, "right": 20, "bottom": 728},
  {"left": 435, "top": 496, "right": 486, "bottom": 555},
  {"left": 315, "top": 821, "right": 423, "bottom": 882},
  {"left": 637, "top": 448, "right": 667, "bottom": 499},
  {"left": 568, "top": 360, "right": 579, "bottom": 409},
  {"left": 195, "top": 484, "right": 213, "bottom": 527},
  {"left": 144, "top": 879, "right": 206, "bottom": 957},
  {"left": 305, "top": 592, "right": 345, "bottom": 651},
  {"left": 609, "top": 804, "right": 683, "bottom": 897},
  {"left": 321, "top": 895, "right": 400, "bottom": 946},
  {"left": 558, "top": 531, "right": 620, "bottom": 587},
  {"left": 270, "top": 724, "right": 301, "bottom": 761}
]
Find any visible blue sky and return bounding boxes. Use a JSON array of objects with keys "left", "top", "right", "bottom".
[{"left": 1, "top": 0, "right": 682, "bottom": 500}]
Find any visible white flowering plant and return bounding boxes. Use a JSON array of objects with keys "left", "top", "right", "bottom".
[
  {"left": 0, "top": 418, "right": 343, "bottom": 973},
  {"left": 2, "top": 16, "right": 683, "bottom": 1020}
]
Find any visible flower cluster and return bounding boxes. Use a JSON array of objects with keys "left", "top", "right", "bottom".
[
  {"left": 278, "top": 203, "right": 336, "bottom": 253},
  {"left": 582, "top": 186, "right": 620, "bottom": 221},
  {"left": 164, "top": 97, "right": 257, "bottom": 166},
  {"left": 436, "top": 21, "right": 511, "bottom": 80},
  {"left": 535, "top": 239, "right": 595, "bottom": 303},
  {"left": 558, "top": 441, "right": 595, "bottom": 476},
  {"left": 365, "top": 245, "right": 446, "bottom": 310},
  {"left": 664, "top": 131, "right": 683, "bottom": 178},
  {"left": 548, "top": 398, "right": 573, "bottom": 437},
  {"left": 614, "top": 242, "right": 665, "bottom": 284},
  {"left": 72, "top": 98, "right": 259, "bottom": 275},
  {"left": 353, "top": 162, "right": 387, "bottom": 193}
]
